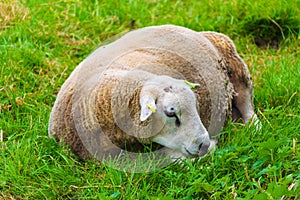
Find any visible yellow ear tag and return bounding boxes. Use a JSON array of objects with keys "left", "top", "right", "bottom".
[
  {"left": 184, "top": 80, "right": 200, "bottom": 89},
  {"left": 146, "top": 103, "right": 156, "bottom": 113}
]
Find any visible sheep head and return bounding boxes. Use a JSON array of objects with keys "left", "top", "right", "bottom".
[{"left": 139, "top": 76, "right": 211, "bottom": 157}]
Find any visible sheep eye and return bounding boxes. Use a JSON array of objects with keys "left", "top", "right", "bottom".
[
  {"left": 164, "top": 109, "right": 181, "bottom": 127},
  {"left": 165, "top": 111, "right": 176, "bottom": 117}
]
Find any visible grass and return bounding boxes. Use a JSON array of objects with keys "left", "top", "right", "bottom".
[{"left": 0, "top": 0, "right": 299, "bottom": 199}]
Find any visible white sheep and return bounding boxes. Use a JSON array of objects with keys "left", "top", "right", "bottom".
[{"left": 48, "top": 25, "right": 259, "bottom": 166}]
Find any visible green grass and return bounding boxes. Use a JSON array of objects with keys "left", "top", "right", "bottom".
[{"left": 1, "top": 0, "right": 299, "bottom": 199}]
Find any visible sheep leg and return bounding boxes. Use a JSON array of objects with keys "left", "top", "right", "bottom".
[{"left": 233, "top": 88, "right": 261, "bottom": 129}]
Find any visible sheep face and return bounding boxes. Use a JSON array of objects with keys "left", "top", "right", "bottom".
[{"left": 140, "top": 76, "right": 211, "bottom": 158}]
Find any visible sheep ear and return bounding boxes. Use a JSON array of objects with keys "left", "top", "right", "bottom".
[{"left": 140, "top": 95, "right": 157, "bottom": 122}]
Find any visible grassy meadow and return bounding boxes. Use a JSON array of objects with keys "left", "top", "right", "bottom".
[{"left": 1, "top": 0, "right": 299, "bottom": 199}]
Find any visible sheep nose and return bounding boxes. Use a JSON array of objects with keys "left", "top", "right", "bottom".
[{"left": 198, "top": 141, "right": 210, "bottom": 157}]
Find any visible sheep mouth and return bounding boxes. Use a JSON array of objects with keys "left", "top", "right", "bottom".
[
  {"left": 184, "top": 142, "right": 210, "bottom": 158},
  {"left": 198, "top": 142, "right": 210, "bottom": 157},
  {"left": 184, "top": 147, "right": 198, "bottom": 158}
]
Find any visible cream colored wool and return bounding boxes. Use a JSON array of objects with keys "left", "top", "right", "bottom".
[{"left": 48, "top": 25, "right": 255, "bottom": 160}]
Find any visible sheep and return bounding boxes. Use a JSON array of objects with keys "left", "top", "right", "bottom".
[{"left": 48, "top": 25, "right": 258, "bottom": 168}]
